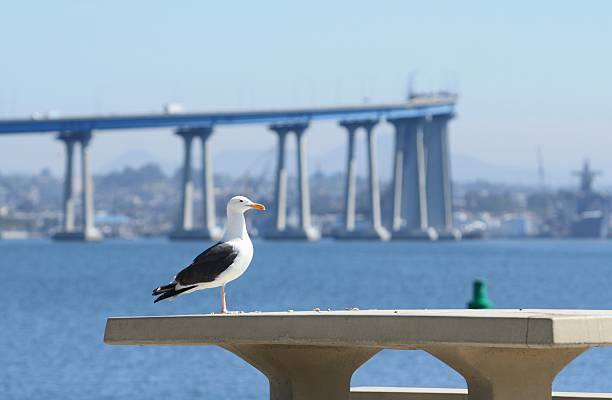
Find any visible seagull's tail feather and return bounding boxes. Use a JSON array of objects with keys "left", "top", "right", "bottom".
[{"left": 153, "top": 285, "right": 197, "bottom": 303}]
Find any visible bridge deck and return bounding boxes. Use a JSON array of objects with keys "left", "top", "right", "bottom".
[{"left": 0, "top": 95, "right": 455, "bottom": 134}]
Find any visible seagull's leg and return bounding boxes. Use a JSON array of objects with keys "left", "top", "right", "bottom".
[{"left": 221, "top": 284, "right": 228, "bottom": 314}]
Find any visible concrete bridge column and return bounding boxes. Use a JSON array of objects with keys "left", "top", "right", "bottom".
[
  {"left": 197, "top": 127, "right": 222, "bottom": 240},
  {"left": 295, "top": 125, "right": 310, "bottom": 231},
  {"left": 264, "top": 123, "right": 319, "bottom": 240},
  {"left": 79, "top": 132, "right": 102, "bottom": 240},
  {"left": 335, "top": 120, "right": 388, "bottom": 240},
  {"left": 340, "top": 122, "right": 358, "bottom": 232},
  {"left": 58, "top": 132, "right": 77, "bottom": 232},
  {"left": 271, "top": 125, "right": 291, "bottom": 233},
  {"left": 295, "top": 124, "right": 320, "bottom": 240},
  {"left": 174, "top": 129, "right": 197, "bottom": 234},
  {"left": 389, "top": 119, "right": 405, "bottom": 232},
  {"left": 170, "top": 127, "right": 222, "bottom": 241},
  {"left": 53, "top": 131, "right": 102, "bottom": 241},
  {"left": 365, "top": 122, "right": 390, "bottom": 240},
  {"left": 394, "top": 117, "right": 437, "bottom": 240},
  {"left": 426, "top": 114, "right": 460, "bottom": 239}
]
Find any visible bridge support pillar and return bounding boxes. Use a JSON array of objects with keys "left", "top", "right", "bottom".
[
  {"left": 343, "top": 124, "right": 357, "bottom": 232},
  {"left": 170, "top": 127, "right": 221, "bottom": 241},
  {"left": 273, "top": 126, "right": 290, "bottom": 233},
  {"left": 198, "top": 128, "right": 222, "bottom": 240},
  {"left": 388, "top": 117, "right": 437, "bottom": 240},
  {"left": 264, "top": 123, "right": 319, "bottom": 240},
  {"left": 295, "top": 125, "right": 319, "bottom": 240},
  {"left": 335, "top": 120, "right": 389, "bottom": 240},
  {"left": 53, "top": 131, "right": 102, "bottom": 241},
  {"left": 60, "top": 134, "right": 77, "bottom": 232},
  {"left": 426, "top": 114, "right": 460, "bottom": 240},
  {"left": 80, "top": 132, "right": 102, "bottom": 240},
  {"left": 177, "top": 129, "right": 195, "bottom": 231},
  {"left": 365, "top": 122, "right": 390, "bottom": 240},
  {"left": 389, "top": 119, "right": 405, "bottom": 232}
]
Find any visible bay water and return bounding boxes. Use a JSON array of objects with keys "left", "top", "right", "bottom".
[{"left": 2, "top": 239, "right": 612, "bottom": 399}]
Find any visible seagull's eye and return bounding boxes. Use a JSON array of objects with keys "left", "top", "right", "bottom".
[{"left": 240, "top": 200, "right": 244, "bottom": 203}]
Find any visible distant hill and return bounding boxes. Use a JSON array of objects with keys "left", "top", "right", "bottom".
[{"left": 102, "top": 138, "right": 575, "bottom": 186}]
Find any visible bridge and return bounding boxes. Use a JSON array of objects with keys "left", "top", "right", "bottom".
[{"left": 0, "top": 94, "right": 458, "bottom": 241}]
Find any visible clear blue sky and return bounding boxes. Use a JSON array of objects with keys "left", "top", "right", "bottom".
[{"left": 1, "top": 1, "right": 611, "bottom": 184}]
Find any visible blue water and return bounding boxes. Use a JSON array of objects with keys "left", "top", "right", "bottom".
[{"left": 2, "top": 239, "right": 612, "bottom": 399}]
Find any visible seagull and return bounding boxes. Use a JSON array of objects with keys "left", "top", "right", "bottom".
[{"left": 152, "top": 195, "right": 265, "bottom": 313}]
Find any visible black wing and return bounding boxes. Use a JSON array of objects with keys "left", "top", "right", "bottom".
[{"left": 175, "top": 242, "right": 239, "bottom": 286}]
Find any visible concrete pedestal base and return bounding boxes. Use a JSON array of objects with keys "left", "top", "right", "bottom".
[
  {"left": 391, "top": 227, "right": 438, "bottom": 240},
  {"left": 427, "top": 346, "right": 586, "bottom": 400},
  {"left": 224, "top": 344, "right": 378, "bottom": 400},
  {"left": 168, "top": 228, "right": 222, "bottom": 241},
  {"left": 52, "top": 229, "right": 103, "bottom": 241},
  {"left": 263, "top": 226, "right": 321, "bottom": 241}
]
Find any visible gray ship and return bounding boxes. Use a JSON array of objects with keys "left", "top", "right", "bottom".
[{"left": 569, "top": 161, "right": 609, "bottom": 238}]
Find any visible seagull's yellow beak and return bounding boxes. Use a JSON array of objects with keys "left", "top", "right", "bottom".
[{"left": 249, "top": 202, "right": 266, "bottom": 211}]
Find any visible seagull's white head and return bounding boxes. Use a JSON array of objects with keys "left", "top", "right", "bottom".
[{"left": 227, "top": 195, "right": 266, "bottom": 214}]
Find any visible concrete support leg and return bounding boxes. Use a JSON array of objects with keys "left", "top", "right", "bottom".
[
  {"left": 365, "top": 123, "right": 390, "bottom": 240},
  {"left": 395, "top": 118, "right": 437, "bottom": 240},
  {"left": 224, "top": 345, "right": 379, "bottom": 400},
  {"left": 426, "top": 114, "right": 460, "bottom": 240},
  {"left": 336, "top": 120, "right": 388, "bottom": 240},
  {"left": 80, "top": 133, "right": 95, "bottom": 237},
  {"left": 273, "top": 128, "right": 289, "bottom": 232},
  {"left": 414, "top": 122, "right": 429, "bottom": 230},
  {"left": 170, "top": 127, "right": 221, "bottom": 241},
  {"left": 265, "top": 123, "right": 319, "bottom": 240},
  {"left": 53, "top": 131, "right": 101, "bottom": 241},
  {"left": 295, "top": 126, "right": 320, "bottom": 240},
  {"left": 78, "top": 132, "right": 102, "bottom": 240},
  {"left": 60, "top": 136, "right": 76, "bottom": 232},
  {"left": 390, "top": 120, "right": 405, "bottom": 232},
  {"left": 343, "top": 125, "right": 357, "bottom": 232},
  {"left": 427, "top": 346, "right": 586, "bottom": 400},
  {"left": 177, "top": 130, "right": 195, "bottom": 232},
  {"left": 198, "top": 128, "right": 222, "bottom": 240},
  {"left": 440, "top": 124, "right": 453, "bottom": 233},
  {"left": 296, "top": 127, "right": 310, "bottom": 231}
]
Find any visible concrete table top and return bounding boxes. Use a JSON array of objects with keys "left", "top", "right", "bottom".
[
  {"left": 104, "top": 309, "right": 612, "bottom": 400},
  {"left": 104, "top": 309, "right": 612, "bottom": 348}
]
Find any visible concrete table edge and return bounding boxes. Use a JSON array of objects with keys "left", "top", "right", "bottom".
[{"left": 103, "top": 309, "right": 612, "bottom": 349}]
